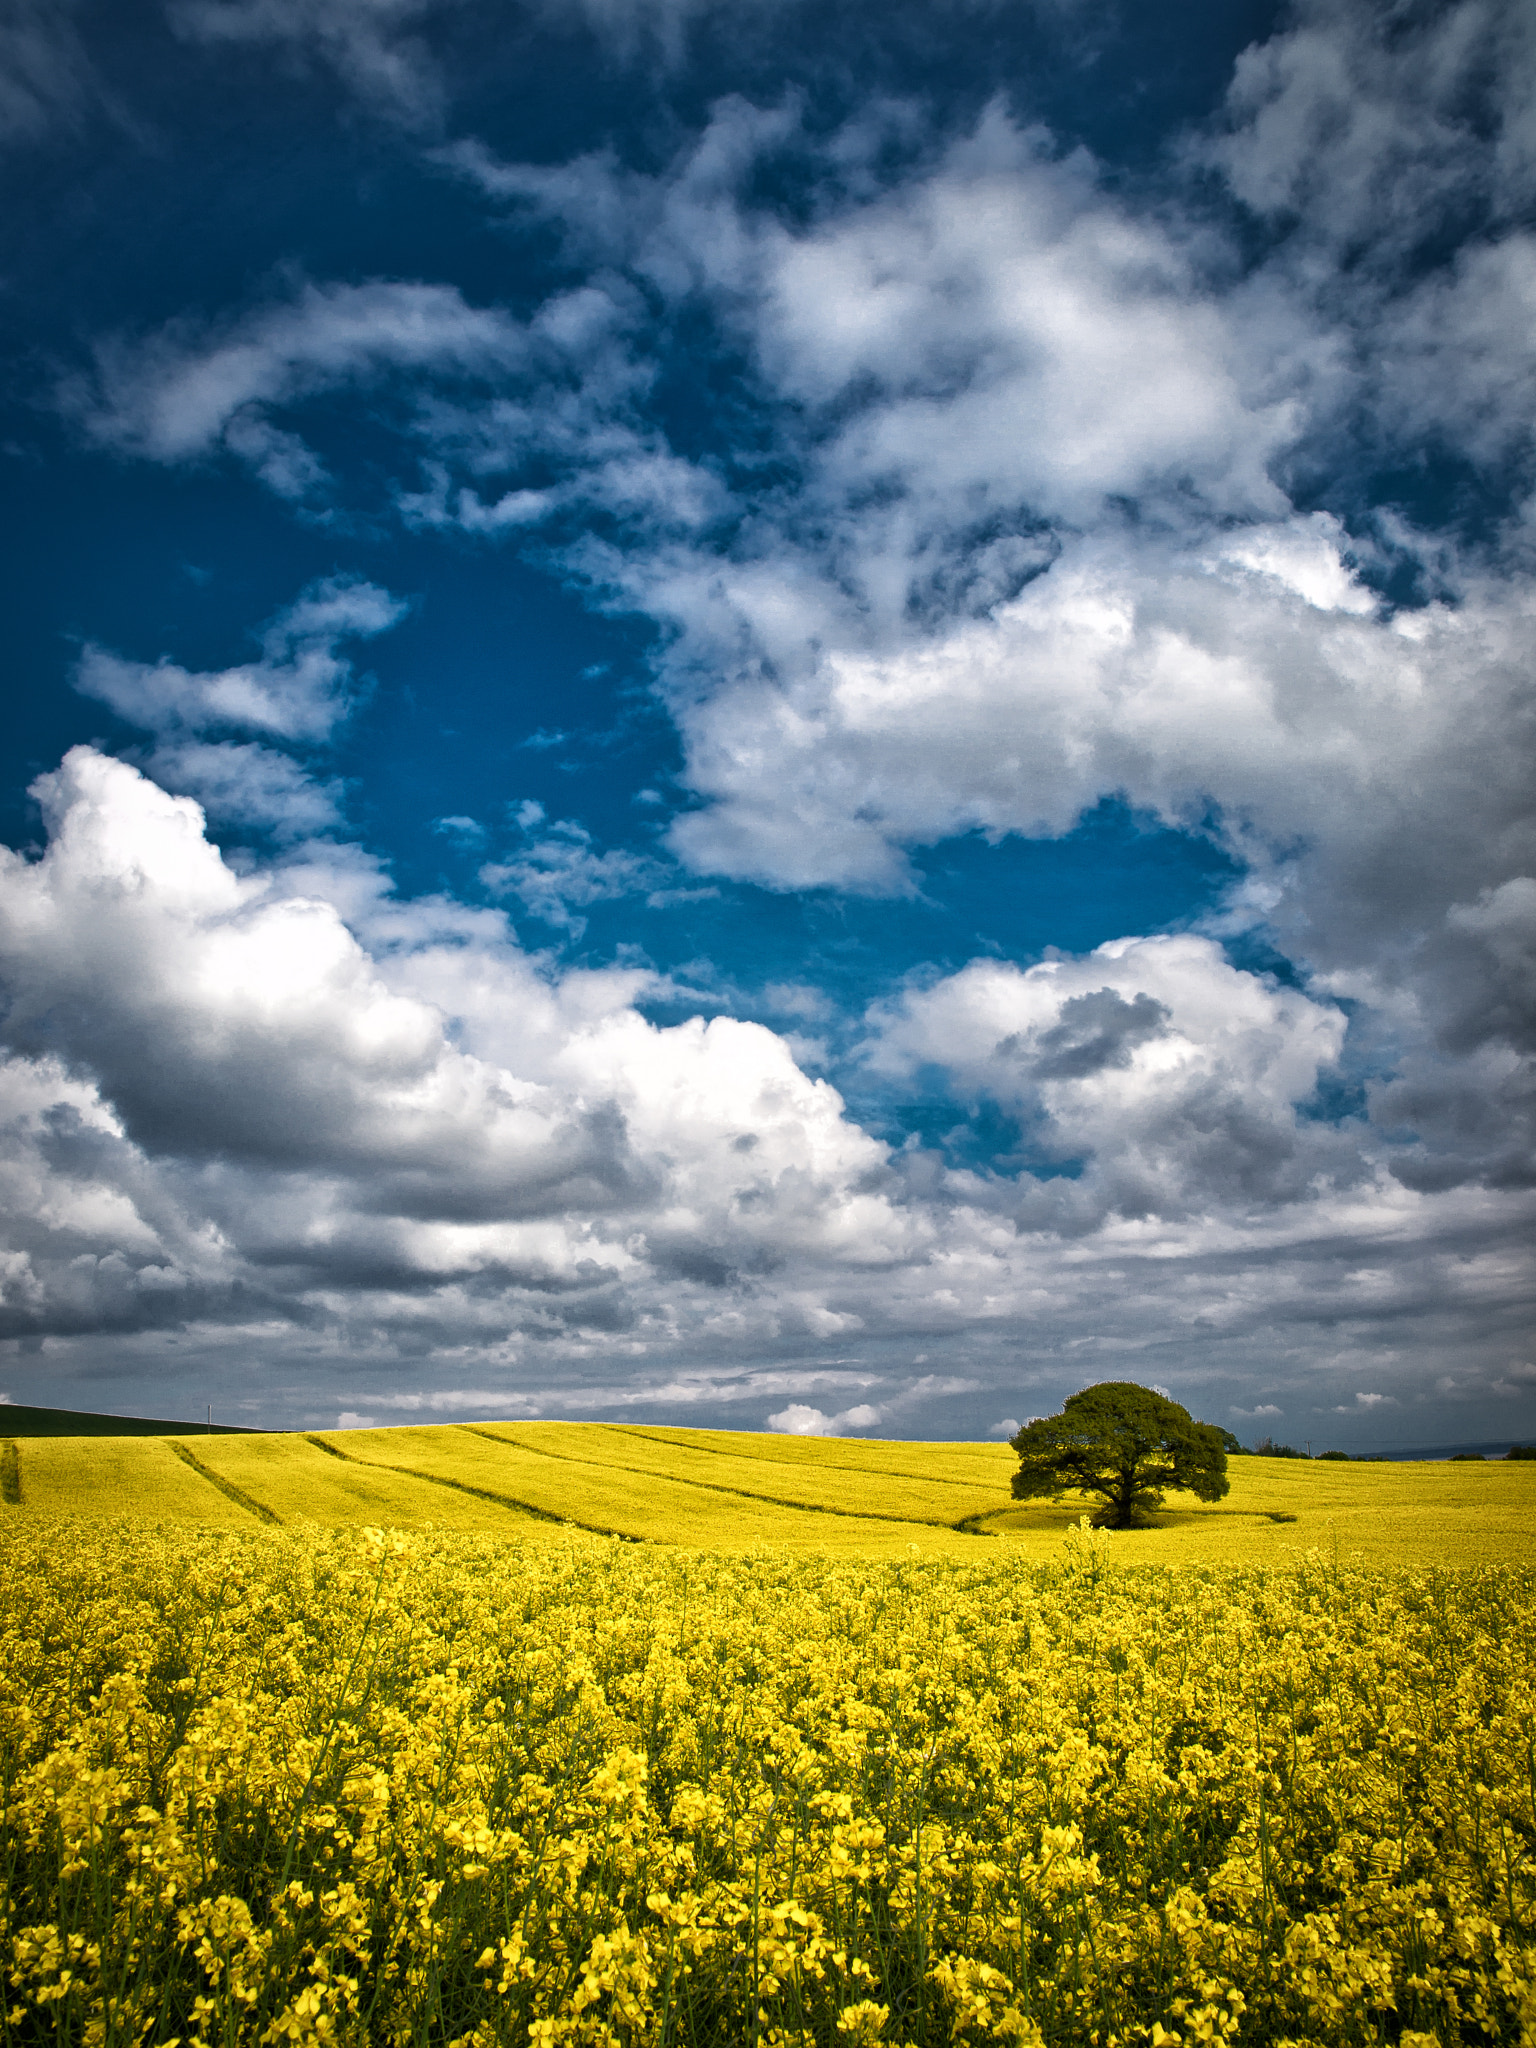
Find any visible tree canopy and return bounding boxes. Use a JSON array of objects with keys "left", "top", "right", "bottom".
[{"left": 1010, "top": 1382, "right": 1230, "bottom": 1528}]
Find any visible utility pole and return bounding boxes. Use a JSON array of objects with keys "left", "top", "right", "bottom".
[{"left": 207, "top": 1404, "right": 212, "bottom": 1435}]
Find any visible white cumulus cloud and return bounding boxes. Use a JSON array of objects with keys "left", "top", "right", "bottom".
[{"left": 76, "top": 577, "right": 405, "bottom": 742}]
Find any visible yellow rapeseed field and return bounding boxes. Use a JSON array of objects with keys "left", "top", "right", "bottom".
[
  {"left": 2, "top": 1516, "right": 1534, "bottom": 2048},
  {"left": 4, "top": 1423, "right": 1534, "bottom": 1567},
  {"left": 6, "top": 1436, "right": 254, "bottom": 1526},
  {"left": 4, "top": 1426, "right": 1535, "bottom": 2045}
]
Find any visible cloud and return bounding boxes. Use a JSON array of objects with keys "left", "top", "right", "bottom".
[
  {"left": 0, "top": 1047, "right": 235, "bottom": 1343},
  {"left": 416, "top": 102, "right": 1536, "bottom": 1141},
  {"left": 166, "top": 0, "right": 455, "bottom": 130},
  {"left": 1204, "top": 0, "right": 1536, "bottom": 259},
  {"left": 67, "top": 580, "right": 405, "bottom": 854},
  {"left": 76, "top": 577, "right": 406, "bottom": 741},
  {"left": 1216, "top": 517, "right": 1376, "bottom": 616},
  {"left": 480, "top": 812, "right": 667, "bottom": 937},
  {"left": 5, "top": 746, "right": 1525, "bottom": 1437},
  {"left": 439, "top": 95, "right": 1293, "bottom": 550},
  {"left": 75, "top": 262, "right": 723, "bottom": 542},
  {"left": 20, "top": 13, "right": 1536, "bottom": 1432},
  {"left": 659, "top": 525, "right": 1529, "bottom": 949},
  {"left": 0, "top": 750, "right": 922, "bottom": 1361},
  {"left": 433, "top": 815, "right": 486, "bottom": 846},
  {"left": 648, "top": 526, "right": 1535, "bottom": 1222},
  {"left": 1381, "top": 236, "right": 1536, "bottom": 482},
  {"left": 746, "top": 103, "right": 1291, "bottom": 527},
  {"left": 74, "top": 93, "right": 1300, "bottom": 538},
  {"left": 1200, "top": 0, "right": 1536, "bottom": 506},
  {"left": 986, "top": 1416, "right": 1019, "bottom": 1438},
  {"left": 393, "top": 95, "right": 1536, "bottom": 1143},
  {"left": 362, "top": 1370, "right": 880, "bottom": 1416},
  {"left": 76, "top": 279, "right": 535, "bottom": 481},
  {"left": 766, "top": 1401, "right": 882, "bottom": 1435},
  {"left": 142, "top": 742, "right": 348, "bottom": 842},
  {"left": 165, "top": 0, "right": 801, "bottom": 127},
  {"left": 864, "top": 934, "right": 1351, "bottom": 1218},
  {"left": 1023, "top": 989, "right": 1172, "bottom": 1084},
  {"left": 0, "top": 0, "right": 110, "bottom": 147}
]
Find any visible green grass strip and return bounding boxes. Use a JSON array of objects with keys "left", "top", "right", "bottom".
[{"left": 0, "top": 1440, "right": 19, "bottom": 1506}]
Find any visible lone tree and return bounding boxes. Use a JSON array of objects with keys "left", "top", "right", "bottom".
[{"left": 1010, "top": 1381, "right": 1230, "bottom": 1528}]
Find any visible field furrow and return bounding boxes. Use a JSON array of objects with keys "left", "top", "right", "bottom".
[
  {"left": 474, "top": 1421, "right": 1010, "bottom": 1527},
  {"left": 317, "top": 1423, "right": 998, "bottom": 1554},
  {"left": 155, "top": 1432, "right": 565, "bottom": 1534},
  {"left": 12, "top": 1434, "right": 255, "bottom": 1522},
  {"left": 612, "top": 1421, "right": 1016, "bottom": 1485}
]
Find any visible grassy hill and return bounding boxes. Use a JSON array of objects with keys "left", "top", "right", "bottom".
[
  {"left": 0, "top": 1401, "right": 259, "bottom": 1436},
  {"left": 3, "top": 1416, "right": 1533, "bottom": 1566}
]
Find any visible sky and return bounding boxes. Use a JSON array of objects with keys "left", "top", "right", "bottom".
[{"left": 0, "top": 0, "right": 1532, "bottom": 1448}]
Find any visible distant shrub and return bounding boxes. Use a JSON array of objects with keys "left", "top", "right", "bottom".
[
  {"left": 1506, "top": 1444, "right": 1536, "bottom": 1460},
  {"left": 1251, "top": 1435, "right": 1306, "bottom": 1458},
  {"left": 1450, "top": 1453, "right": 1487, "bottom": 1462},
  {"left": 1318, "top": 1450, "right": 1349, "bottom": 1461}
]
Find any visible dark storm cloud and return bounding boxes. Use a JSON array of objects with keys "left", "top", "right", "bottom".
[{"left": 1008, "top": 988, "right": 1172, "bottom": 1082}]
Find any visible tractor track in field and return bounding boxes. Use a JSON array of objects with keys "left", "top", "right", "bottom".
[
  {"left": 304, "top": 1434, "right": 641, "bottom": 1540},
  {"left": 610, "top": 1423, "right": 1008, "bottom": 1492},
  {"left": 464, "top": 1425, "right": 997, "bottom": 1535},
  {"left": 169, "top": 1441, "right": 282, "bottom": 1524}
]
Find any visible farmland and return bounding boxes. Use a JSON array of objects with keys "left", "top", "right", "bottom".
[
  {"left": 2, "top": 1429, "right": 1534, "bottom": 2046},
  {"left": 3, "top": 1419, "right": 1535, "bottom": 1566}
]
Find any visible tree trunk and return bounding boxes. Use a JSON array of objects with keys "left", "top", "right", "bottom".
[{"left": 1104, "top": 1463, "right": 1142, "bottom": 1527}]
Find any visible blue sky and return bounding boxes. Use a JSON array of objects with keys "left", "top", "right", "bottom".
[{"left": 0, "top": 0, "right": 1532, "bottom": 1446}]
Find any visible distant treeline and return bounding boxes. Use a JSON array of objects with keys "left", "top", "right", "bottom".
[
  {"left": 1246, "top": 1438, "right": 1380, "bottom": 1461},
  {"left": 1246, "top": 1434, "right": 1536, "bottom": 1462}
]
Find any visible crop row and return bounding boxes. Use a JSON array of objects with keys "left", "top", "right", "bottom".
[{"left": 5, "top": 1424, "right": 1535, "bottom": 1567}]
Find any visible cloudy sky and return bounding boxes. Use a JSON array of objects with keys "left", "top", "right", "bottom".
[{"left": 1, "top": 0, "right": 1532, "bottom": 1446}]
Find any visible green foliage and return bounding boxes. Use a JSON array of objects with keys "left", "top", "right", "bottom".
[
  {"left": 0, "top": 1402, "right": 258, "bottom": 1436},
  {"left": 1251, "top": 1436, "right": 1306, "bottom": 1458},
  {"left": 1507, "top": 1445, "right": 1536, "bottom": 1461},
  {"left": 1009, "top": 1382, "right": 1229, "bottom": 1529}
]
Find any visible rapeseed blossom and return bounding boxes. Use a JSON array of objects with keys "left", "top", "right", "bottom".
[{"left": 1, "top": 1519, "right": 1532, "bottom": 2047}]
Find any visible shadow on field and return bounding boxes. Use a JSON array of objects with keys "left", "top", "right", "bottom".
[{"left": 975, "top": 1503, "right": 1300, "bottom": 1535}]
